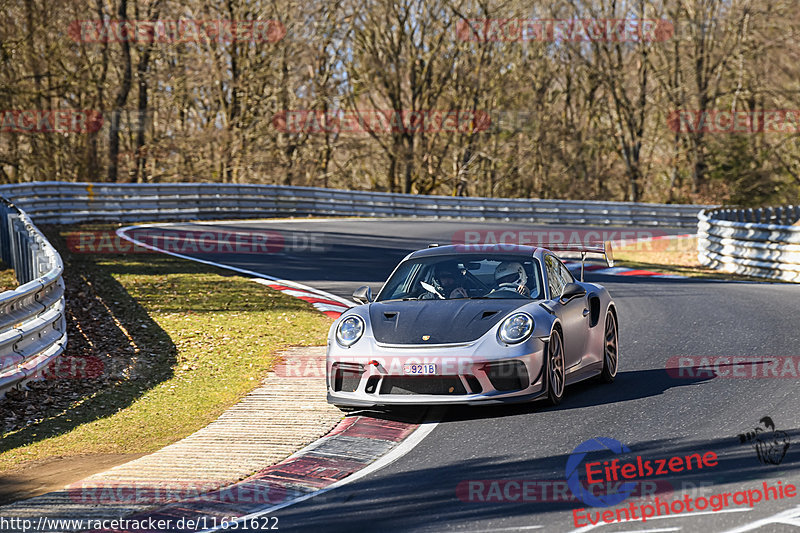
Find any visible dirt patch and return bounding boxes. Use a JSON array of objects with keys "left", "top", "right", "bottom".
[{"left": 0, "top": 453, "right": 145, "bottom": 505}]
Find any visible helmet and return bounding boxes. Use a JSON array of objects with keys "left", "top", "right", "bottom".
[
  {"left": 495, "top": 261, "right": 527, "bottom": 288},
  {"left": 435, "top": 263, "right": 460, "bottom": 287}
]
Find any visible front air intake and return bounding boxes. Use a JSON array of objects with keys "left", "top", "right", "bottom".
[
  {"left": 332, "top": 363, "right": 364, "bottom": 392},
  {"left": 484, "top": 361, "right": 529, "bottom": 391},
  {"left": 379, "top": 377, "right": 466, "bottom": 395},
  {"left": 464, "top": 375, "right": 483, "bottom": 393}
]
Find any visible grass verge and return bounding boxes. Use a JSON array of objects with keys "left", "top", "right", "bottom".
[{"left": 0, "top": 225, "right": 332, "bottom": 471}]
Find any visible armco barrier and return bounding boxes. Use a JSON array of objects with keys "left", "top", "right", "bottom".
[
  {"left": 0, "top": 181, "right": 703, "bottom": 397},
  {"left": 0, "top": 197, "right": 66, "bottom": 398},
  {"left": 698, "top": 206, "right": 800, "bottom": 282},
  {"left": 0, "top": 182, "right": 705, "bottom": 228}
]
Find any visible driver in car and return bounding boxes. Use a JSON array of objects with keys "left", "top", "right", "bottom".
[
  {"left": 435, "top": 264, "right": 468, "bottom": 299},
  {"left": 493, "top": 261, "right": 530, "bottom": 296}
]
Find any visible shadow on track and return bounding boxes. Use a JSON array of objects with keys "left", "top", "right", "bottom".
[
  {"left": 266, "top": 429, "right": 800, "bottom": 533},
  {"left": 352, "top": 367, "right": 715, "bottom": 425}
]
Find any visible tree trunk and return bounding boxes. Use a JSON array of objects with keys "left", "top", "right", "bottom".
[{"left": 108, "top": 0, "right": 132, "bottom": 182}]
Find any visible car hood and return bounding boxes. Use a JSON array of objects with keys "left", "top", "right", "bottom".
[{"left": 368, "top": 299, "right": 529, "bottom": 345}]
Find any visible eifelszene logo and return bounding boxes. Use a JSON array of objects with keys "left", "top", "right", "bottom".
[{"left": 566, "top": 437, "right": 719, "bottom": 507}]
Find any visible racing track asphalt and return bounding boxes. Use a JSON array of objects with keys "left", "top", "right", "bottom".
[{"left": 129, "top": 219, "right": 800, "bottom": 533}]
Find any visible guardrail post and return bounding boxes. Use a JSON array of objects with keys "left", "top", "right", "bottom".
[
  {"left": 7, "top": 213, "right": 22, "bottom": 283},
  {"left": 775, "top": 206, "right": 783, "bottom": 224},
  {"left": 0, "top": 203, "right": 11, "bottom": 265}
]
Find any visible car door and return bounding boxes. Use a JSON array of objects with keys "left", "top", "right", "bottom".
[{"left": 544, "top": 254, "right": 588, "bottom": 370}]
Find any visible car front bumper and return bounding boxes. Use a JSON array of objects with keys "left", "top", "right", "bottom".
[{"left": 326, "top": 337, "right": 547, "bottom": 407}]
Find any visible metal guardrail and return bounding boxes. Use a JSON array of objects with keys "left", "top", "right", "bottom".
[
  {"left": 0, "top": 197, "right": 66, "bottom": 397},
  {"left": 0, "top": 180, "right": 704, "bottom": 396},
  {"left": 0, "top": 182, "right": 706, "bottom": 228},
  {"left": 698, "top": 206, "right": 800, "bottom": 282}
]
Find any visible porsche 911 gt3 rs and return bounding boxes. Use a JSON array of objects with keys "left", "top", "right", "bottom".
[{"left": 326, "top": 243, "right": 618, "bottom": 407}]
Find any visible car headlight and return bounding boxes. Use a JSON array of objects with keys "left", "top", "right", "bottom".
[
  {"left": 498, "top": 312, "right": 534, "bottom": 344},
  {"left": 336, "top": 315, "right": 365, "bottom": 347}
]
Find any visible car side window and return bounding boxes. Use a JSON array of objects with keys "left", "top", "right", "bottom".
[
  {"left": 558, "top": 260, "right": 575, "bottom": 286},
  {"left": 526, "top": 263, "right": 542, "bottom": 299},
  {"left": 544, "top": 255, "right": 564, "bottom": 299}
]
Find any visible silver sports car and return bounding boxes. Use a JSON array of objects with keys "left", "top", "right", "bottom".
[{"left": 326, "top": 243, "right": 618, "bottom": 407}]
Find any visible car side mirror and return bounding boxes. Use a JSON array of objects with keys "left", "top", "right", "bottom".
[
  {"left": 559, "top": 283, "right": 586, "bottom": 303},
  {"left": 352, "top": 285, "right": 374, "bottom": 304}
]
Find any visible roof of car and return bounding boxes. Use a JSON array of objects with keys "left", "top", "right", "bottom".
[{"left": 408, "top": 244, "right": 544, "bottom": 259}]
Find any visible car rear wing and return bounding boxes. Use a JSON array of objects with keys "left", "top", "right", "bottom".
[{"left": 538, "top": 241, "right": 614, "bottom": 281}]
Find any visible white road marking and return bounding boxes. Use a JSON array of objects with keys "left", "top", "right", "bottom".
[
  {"left": 273, "top": 288, "right": 324, "bottom": 298},
  {"left": 451, "top": 525, "right": 544, "bottom": 533},
  {"left": 718, "top": 504, "right": 800, "bottom": 532},
  {"left": 593, "top": 267, "right": 632, "bottom": 275},
  {"left": 311, "top": 303, "right": 351, "bottom": 313},
  {"left": 116, "top": 223, "right": 354, "bottom": 307},
  {"left": 278, "top": 289, "right": 326, "bottom": 298},
  {"left": 607, "top": 528, "right": 680, "bottom": 533}
]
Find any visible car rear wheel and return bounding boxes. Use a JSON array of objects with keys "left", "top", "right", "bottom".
[
  {"left": 599, "top": 311, "right": 618, "bottom": 383},
  {"left": 546, "top": 328, "right": 565, "bottom": 405}
]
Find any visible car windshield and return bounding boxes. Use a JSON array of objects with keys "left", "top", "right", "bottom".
[{"left": 376, "top": 254, "right": 543, "bottom": 301}]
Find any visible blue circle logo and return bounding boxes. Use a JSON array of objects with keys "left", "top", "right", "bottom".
[{"left": 565, "top": 437, "right": 637, "bottom": 507}]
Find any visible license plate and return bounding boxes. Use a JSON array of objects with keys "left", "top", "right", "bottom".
[{"left": 404, "top": 363, "right": 436, "bottom": 375}]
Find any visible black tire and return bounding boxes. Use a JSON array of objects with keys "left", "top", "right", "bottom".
[
  {"left": 599, "top": 310, "right": 619, "bottom": 383},
  {"left": 546, "top": 328, "right": 565, "bottom": 405}
]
